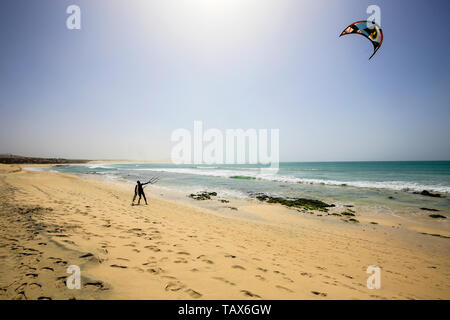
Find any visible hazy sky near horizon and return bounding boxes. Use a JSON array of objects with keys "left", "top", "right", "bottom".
[{"left": 1, "top": 0, "right": 449, "bottom": 161}]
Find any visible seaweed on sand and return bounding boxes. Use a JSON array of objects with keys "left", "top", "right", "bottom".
[
  {"left": 230, "top": 176, "right": 256, "bottom": 180},
  {"left": 189, "top": 191, "right": 218, "bottom": 200},
  {"left": 253, "top": 193, "right": 334, "bottom": 212},
  {"left": 420, "top": 232, "right": 450, "bottom": 239},
  {"left": 429, "top": 214, "right": 446, "bottom": 219}
]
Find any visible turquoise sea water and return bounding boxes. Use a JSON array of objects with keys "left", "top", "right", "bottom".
[{"left": 45, "top": 161, "right": 450, "bottom": 213}]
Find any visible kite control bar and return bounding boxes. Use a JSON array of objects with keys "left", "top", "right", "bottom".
[{"left": 147, "top": 176, "right": 159, "bottom": 185}]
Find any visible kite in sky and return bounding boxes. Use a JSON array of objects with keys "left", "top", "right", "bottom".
[{"left": 339, "top": 20, "right": 383, "bottom": 60}]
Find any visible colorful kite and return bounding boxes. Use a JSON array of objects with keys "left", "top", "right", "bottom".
[{"left": 339, "top": 20, "right": 383, "bottom": 60}]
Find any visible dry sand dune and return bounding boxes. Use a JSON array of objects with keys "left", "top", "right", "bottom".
[{"left": 0, "top": 164, "right": 449, "bottom": 300}]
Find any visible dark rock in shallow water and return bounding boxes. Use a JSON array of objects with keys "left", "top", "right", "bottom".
[
  {"left": 189, "top": 191, "right": 217, "bottom": 200},
  {"left": 421, "top": 232, "right": 450, "bottom": 239},
  {"left": 230, "top": 176, "right": 256, "bottom": 180},
  {"left": 328, "top": 213, "right": 341, "bottom": 217},
  {"left": 429, "top": 214, "right": 446, "bottom": 219},
  {"left": 252, "top": 193, "right": 333, "bottom": 212},
  {"left": 420, "top": 207, "right": 439, "bottom": 212},
  {"left": 414, "top": 190, "right": 441, "bottom": 198},
  {"left": 253, "top": 193, "right": 269, "bottom": 202}
]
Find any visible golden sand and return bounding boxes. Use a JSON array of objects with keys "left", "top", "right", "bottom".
[{"left": 0, "top": 164, "right": 448, "bottom": 300}]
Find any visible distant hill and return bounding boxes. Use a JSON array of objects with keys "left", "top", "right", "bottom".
[{"left": 0, "top": 154, "right": 90, "bottom": 164}]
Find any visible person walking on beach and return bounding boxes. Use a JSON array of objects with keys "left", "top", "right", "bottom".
[{"left": 132, "top": 177, "right": 159, "bottom": 206}]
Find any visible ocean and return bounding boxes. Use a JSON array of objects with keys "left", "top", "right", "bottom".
[{"left": 43, "top": 161, "right": 450, "bottom": 214}]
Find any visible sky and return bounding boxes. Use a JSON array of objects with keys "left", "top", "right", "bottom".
[{"left": 0, "top": 0, "right": 449, "bottom": 161}]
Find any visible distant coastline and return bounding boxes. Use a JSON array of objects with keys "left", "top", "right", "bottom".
[
  {"left": 0, "top": 154, "right": 90, "bottom": 164},
  {"left": 0, "top": 154, "right": 171, "bottom": 165}
]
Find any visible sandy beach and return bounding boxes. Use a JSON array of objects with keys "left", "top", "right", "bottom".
[{"left": 0, "top": 164, "right": 449, "bottom": 300}]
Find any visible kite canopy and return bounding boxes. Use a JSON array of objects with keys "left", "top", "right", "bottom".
[{"left": 340, "top": 20, "right": 383, "bottom": 60}]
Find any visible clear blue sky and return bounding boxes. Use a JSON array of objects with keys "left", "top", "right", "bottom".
[{"left": 1, "top": 0, "right": 449, "bottom": 161}]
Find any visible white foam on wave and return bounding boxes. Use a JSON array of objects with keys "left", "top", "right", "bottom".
[
  {"left": 133, "top": 167, "right": 241, "bottom": 178},
  {"left": 292, "top": 178, "right": 450, "bottom": 194},
  {"left": 86, "top": 164, "right": 114, "bottom": 169}
]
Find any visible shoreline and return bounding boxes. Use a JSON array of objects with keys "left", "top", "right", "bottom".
[
  {"left": 29, "top": 161, "right": 450, "bottom": 197},
  {"left": 1, "top": 164, "right": 449, "bottom": 299},
  {"left": 33, "top": 163, "right": 450, "bottom": 236},
  {"left": 25, "top": 164, "right": 450, "bottom": 239}
]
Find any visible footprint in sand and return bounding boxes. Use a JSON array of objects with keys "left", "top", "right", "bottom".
[
  {"left": 241, "top": 290, "right": 261, "bottom": 299},
  {"left": 315, "top": 266, "right": 327, "bottom": 270},
  {"left": 273, "top": 270, "right": 286, "bottom": 275},
  {"left": 185, "top": 289, "right": 202, "bottom": 299},
  {"left": 232, "top": 265, "right": 246, "bottom": 270},
  {"left": 174, "top": 257, "right": 188, "bottom": 264},
  {"left": 26, "top": 273, "right": 38, "bottom": 278},
  {"left": 196, "top": 255, "right": 214, "bottom": 264},
  {"left": 29, "top": 283, "right": 42, "bottom": 289},
  {"left": 84, "top": 281, "right": 108, "bottom": 290},
  {"left": 146, "top": 267, "right": 164, "bottom": 275},
  {"left": 144, "top": 245, "right": 161, "bottom": 252},
  {"left": 213, "top": 277, "right": 236, "bottom": 286},
  {"left": 54, "top": 259, "right": 68, "bottom": 266},
  {"left": 56, "top": 276, "right": 67, "bottom": 285},
  {"left": 41, "top": 267, "right": 54, "bottom": 272},
  {"left": 311, "top": 291, "right": 327, "bottom": 297},
  {"left": 110, "top": 264, "right": 128, "bottom": 269},
  {"left": 276, "top": 285, "right": 293, "bottom": 293},
  {"left": 165, "top": 281, "right": 185, "bottom": 292},
  {"left": 300, "top": 272, "right": 313, "bottom": 278},
  {"left": 117, "top": 257, "right": 129, "bottom": 261}
]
